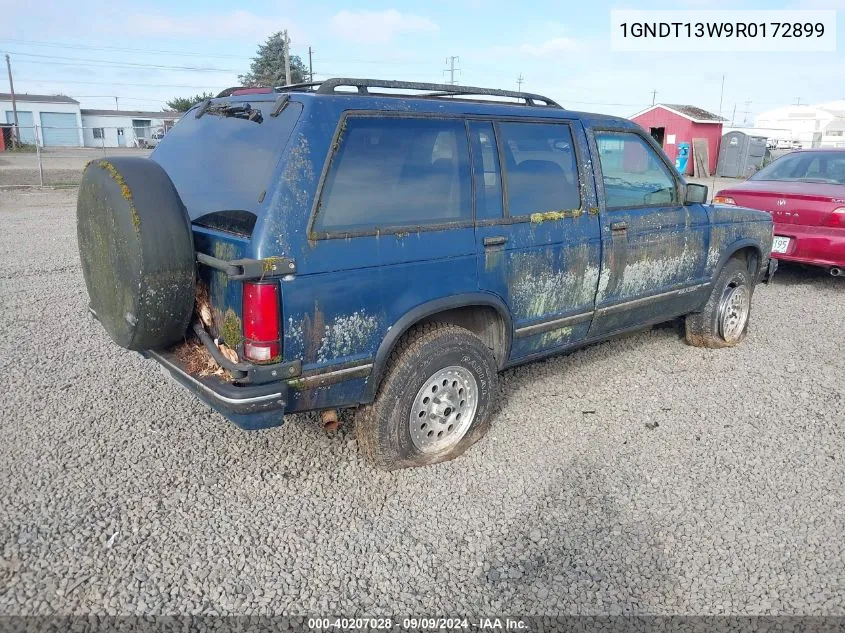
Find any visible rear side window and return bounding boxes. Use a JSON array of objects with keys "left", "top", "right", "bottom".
[
  {"left": 314, "top": 117, "right": 471, "bottom": 234},
  {"left": 468, "top": 121, "right": 504, "bottom": 220},
  {"left": 498, "top": 122, "right": 581, "bottom": 217},
  {"left": 595, "top": 131, "right": 678, "bottom": 208}
]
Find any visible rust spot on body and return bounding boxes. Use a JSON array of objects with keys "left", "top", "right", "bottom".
[{"left": 302, "top": 304, "right": 326, "bottom": 364}]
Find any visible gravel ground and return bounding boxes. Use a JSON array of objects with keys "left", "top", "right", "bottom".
[{"left": 1, "top": 188, "right": 843, "bottom": 617}]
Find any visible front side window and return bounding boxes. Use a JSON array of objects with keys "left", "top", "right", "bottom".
[
  {"left": 595, "top": 131, "right": 678, "bottom": 208},
  {"left": 497, "top": 122, "right": 581, "bottom": 217},
  {"left": 314, "top": 117, "right": 471, "bottom": 234}
]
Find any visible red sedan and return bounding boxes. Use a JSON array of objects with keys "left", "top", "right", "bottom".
[{"left": 714, "top": 149, "right": 845, "bottom": 275}]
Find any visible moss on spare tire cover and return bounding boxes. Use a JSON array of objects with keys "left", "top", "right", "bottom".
[{"left": 77, "top": 157, "right": 195, "bottom": 350}]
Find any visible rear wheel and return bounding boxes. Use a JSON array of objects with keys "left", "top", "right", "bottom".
[
  {"left": 685, "top": 257, "right": 754, "bottom": 348},
  {"left": 356, "top": 323, "right": 498, "bottom": 470}
]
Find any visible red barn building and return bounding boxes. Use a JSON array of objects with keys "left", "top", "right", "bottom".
[{"left": 630, "top": 104, "right": 724, "bottom": 176}]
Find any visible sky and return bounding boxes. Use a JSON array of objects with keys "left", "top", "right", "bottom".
[{"left": 1, "top": 0, "right": 844, "bottom": 121}]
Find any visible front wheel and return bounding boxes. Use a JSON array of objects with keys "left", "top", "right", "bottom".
[
  {"left": 685, "top": 257, "right": 754, "bottom": 348},
  {"left": 355, "top": 323, "right": 498, "bottom": 470}
]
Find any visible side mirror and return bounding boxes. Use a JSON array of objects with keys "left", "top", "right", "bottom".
[{"left": 685, "top": 183, "right": 708, "bottom": 205}]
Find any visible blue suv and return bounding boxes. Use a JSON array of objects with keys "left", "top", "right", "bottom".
[{"left": 77, "top": 78, "right": 776, "bottom": 469}]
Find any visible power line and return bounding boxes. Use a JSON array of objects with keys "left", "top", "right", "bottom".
[
  {"left": 317, "top": 58, "right": 432, "bottom": 66},
  {"left": 73, "top": 95, "right": 170, "bottom": 101},
  {"left": 0, "top": 38, "right": 253, "bottom": 60},
  {"left": 15, "top": 78, "right": 224, "bottom": 89},
  {"left": 5, "top": 51, "right": 237, "bottom": 73}
]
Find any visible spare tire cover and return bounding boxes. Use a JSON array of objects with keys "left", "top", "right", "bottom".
[{"left": 77, "top": 157, "right": 195, "bottom": 350}]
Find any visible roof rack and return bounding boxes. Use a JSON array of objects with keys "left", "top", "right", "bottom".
[{"left": 311, "top": 78, "right": 561, "bottom": 108}]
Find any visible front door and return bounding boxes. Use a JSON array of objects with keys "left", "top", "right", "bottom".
[
  {"left": 117, "top": 128, "right": 126, "bottom": 147},
  {"left": 588, "top": 129, "right": 709, "bottom": 337},
  {"left": 471, "top": 119, "right": 602, "bottom": 361}
]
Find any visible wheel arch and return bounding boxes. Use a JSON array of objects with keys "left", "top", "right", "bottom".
[
  {"left": 715, "top": 239, "right": 763, "bottom": 279},
  {"left": 361, "top": 294, "right": 512, "bottom": 404}
]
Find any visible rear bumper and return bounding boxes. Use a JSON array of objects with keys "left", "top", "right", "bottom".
[
  {"left": 145, "top": 350, "right": 289, "bottom": 430},
  {"left": 772, "top": 224, "right": 845, "bottom": 268}
]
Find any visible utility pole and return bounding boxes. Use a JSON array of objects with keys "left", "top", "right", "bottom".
[
  {"left": 114, "top": 96, "right": 119, "bottom": 111},
  {"left": 517, "top": 73, "right": 524, "bottom": 92},
  {"left": 444, "top": 56, "right": 459, "bottom": 85},
  {"left": 794, "top": 96, "right": 802, "bottom": 106},
  {"left": 718, "top": 74, "right": 725, "bottom": 117},
  {"left": 651, "top": 89, "right": 657, "bottom": 106},
  {"left": 283, "top": 29, "right": 292, "bottom": 86},
  {"left": 742, "top": 100, "right": 751, "bottom": 125},
  {"left": 730, "top": 103, "right": 736, "bottom": 126},
  {"left": 308, "top": 46, "right": 314, "bottom": 83},
  {"left": 5, "top": 54, "right": 19, "bottom": 148}
]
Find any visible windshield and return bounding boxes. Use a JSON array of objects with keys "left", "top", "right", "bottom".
[
  {"left": 151, "top": 99, "right": 302, "bottom": 219},
  {"left": 751, "top": 151, "right": 845, "bottom": 185}
]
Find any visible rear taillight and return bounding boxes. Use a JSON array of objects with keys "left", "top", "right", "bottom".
[
  {"left": 243, "top": 282, "right": 281, "bottom": 362},
  {"left": 827, "top": 207, "right": 845, "bottom": 228},
  {"left": 713, "top": 195, "right": 736, "bottom": 205}
]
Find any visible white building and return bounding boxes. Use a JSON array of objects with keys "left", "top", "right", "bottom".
[
  {"left": 0, "top": 93, "right": 83, "bottom": 146},
  {"left": 755, "top": 103, "right": 845, "bottom": 148},
  {"left": 80, "top": 110, "right": 182, "bottom": 148}
]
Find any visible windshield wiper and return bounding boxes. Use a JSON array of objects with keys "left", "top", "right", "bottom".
[{"left": 197, "top": 102, "right": 263, "bottom": 124}]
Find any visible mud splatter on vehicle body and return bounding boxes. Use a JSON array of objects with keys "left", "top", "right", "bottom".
[{"left": 508, "top": 248, "right": 600, "bottom": 320}]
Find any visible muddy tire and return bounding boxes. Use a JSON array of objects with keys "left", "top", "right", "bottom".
[
  {"left": 77, "top": 157, "right": 195, "bottom": 350},
  {"left": 685, "top": 257, "right": 754, "bottom": 348},
  {"left": 356, "top": 323, "right": 498, "bottom": 470}
]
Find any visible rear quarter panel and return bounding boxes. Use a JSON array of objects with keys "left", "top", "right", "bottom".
[{"left": 255, "top": 97, "right": 481, "bottom": 412}]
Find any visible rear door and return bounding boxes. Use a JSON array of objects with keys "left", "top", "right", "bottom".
[
  {"left": 588, "top": 129, "right": 709, "bottom": 337},
  {"left": 471, "top": 118, "right": 601, "bottom": 361}
]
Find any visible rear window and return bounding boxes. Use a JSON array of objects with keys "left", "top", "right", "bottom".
[
  {"left": 752, "top": 151, "right": 845, "bottom": 184},
  {"left": 313, "top": 116, "right": 471, "bottom": 234},
  {"left": 152, "top": 99, "right": 302, "bottom": 219}
]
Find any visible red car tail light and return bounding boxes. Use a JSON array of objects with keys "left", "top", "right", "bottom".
[
  {"left": 243, "top": 282, "right": 281, "bottom": 362},
  {"left": 713, "top": 195, "right": 736, "bottom": 205},
  {"left": 826, "top": 207, "right": 845, "bottom": 228}
]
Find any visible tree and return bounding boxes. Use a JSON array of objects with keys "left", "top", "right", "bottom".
[
  {"left": 166, "top": 92, "right": 215, "bottom": 112},
  {"left": 238, "top": 31, "right": 308, "bottom": 87}
]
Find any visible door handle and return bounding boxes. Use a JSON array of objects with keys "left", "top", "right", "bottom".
[
  {"left": 483, "top": 236, "right": 508, "bottom": 247},
  {"left": 610, "top": 221, "right": 628, "bottom": 232}
]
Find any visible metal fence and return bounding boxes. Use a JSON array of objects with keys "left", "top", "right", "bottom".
[{"left": 0, "top": 125, "right": 157, "bottom": 188}]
